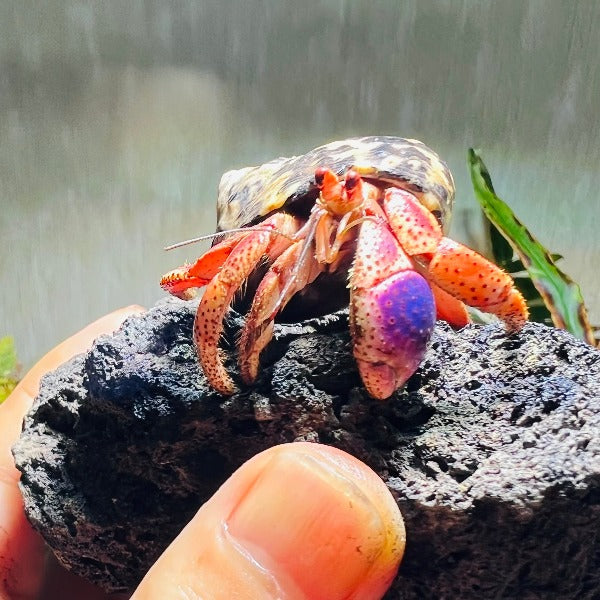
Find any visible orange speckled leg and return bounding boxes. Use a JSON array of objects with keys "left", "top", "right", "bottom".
[
  {"left": 427, "top": 238, "right": 528, "bottom": 331},
  {"left": 382, "top": 188, "right": 441, "bottom": 255},
  {"left": 430, "top": 282, "right": 470, "bottom": 328},
  {"left": 238, "top": 241, "right": 323, "bottom": 384},
  {"left": 195, "top": 213, "right": 300, "bottom": 395},
  {"left": 383, "top": 187, "right": 527, "bottom": 331}
]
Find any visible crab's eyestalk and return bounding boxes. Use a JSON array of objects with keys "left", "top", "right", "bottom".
[
  {"left": 343, "top": 169, "right": 360, "bottom": 192},
  {"left": 315, "top": 167, "right": 367, "bottom": 216},
  {"left": 341, "top": 169, "right": 366, "bottom": 211},
  {"left": 315, "top": 167, "right": 344, "bottom": 208},
  {"left": 314, "top": 166, "right": 329, "bottom": 189}
]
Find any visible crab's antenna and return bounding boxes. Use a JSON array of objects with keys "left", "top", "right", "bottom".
[
  {"left": 164, "top": 227, "right": 295, "bottom": 251},
  {"left": 164, "top": 233, "right": 220, "bottom": 251}
]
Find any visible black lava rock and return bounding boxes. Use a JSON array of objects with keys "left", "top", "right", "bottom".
[{"left": 12, "top": 298, "right": 600, "bottom": 598}]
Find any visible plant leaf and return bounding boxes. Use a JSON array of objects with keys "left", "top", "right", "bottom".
[
  {"left": 0, "top": 336, "right": 19, "bottom": 403},
  {"left": 0, "top": 336, "right": 17, "bottom": 377},
  {"left": 468, "top": 149, "right": 595, "bottom": 345}
]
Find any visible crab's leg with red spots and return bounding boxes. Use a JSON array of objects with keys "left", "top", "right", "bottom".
[
  {"left": 169, "top": 212, "right": 300, "bottom": 395},
  {"left": 427, "top": 238, "right": 528, "bottom": 330},
  {"left": 238, "top": 240, "right": 324, "bottom": 384},
  {"left": 382, "top": 188, "right": 528, "bottom": 330}
]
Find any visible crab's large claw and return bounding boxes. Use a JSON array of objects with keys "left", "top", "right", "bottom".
[{"left": 350, "top": 219, "right": 436, "bottom": 400}]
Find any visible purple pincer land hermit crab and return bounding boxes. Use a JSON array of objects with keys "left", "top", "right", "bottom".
[{"left": 161, "top": 137, "right": 528, "bottom": 399}]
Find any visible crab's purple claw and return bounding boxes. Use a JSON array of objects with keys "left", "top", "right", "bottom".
[
  {"left": 350, "top": 271, "right": 436, "bottom": 400},
  {"left": 350, "top": 219, "right": 436, "bottom": 400}
]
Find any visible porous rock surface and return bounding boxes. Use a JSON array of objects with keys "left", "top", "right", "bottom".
[{"left": 13, "top": 298, "right": 600, "bottom": 598}]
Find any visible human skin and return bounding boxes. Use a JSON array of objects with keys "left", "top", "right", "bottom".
[{"left": 0, "top": 308, "right": 405, "bottom": 600}]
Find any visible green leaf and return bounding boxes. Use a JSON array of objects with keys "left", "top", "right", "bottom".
[
  {"left": 0, "top": 336, "right": 19, "bottom": 404},
  {"left": 0, "top": 336, "right": 17, "bottom": 378},
  {"left": 468, "top": 149, "right": 595, "bottom": 346},
  {"left": 487, "top": 216, "right": 516, "bottom": 270}
]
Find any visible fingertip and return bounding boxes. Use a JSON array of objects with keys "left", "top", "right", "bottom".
[{"left": 133, "top": 443, "right": 404, "bottom": 599}]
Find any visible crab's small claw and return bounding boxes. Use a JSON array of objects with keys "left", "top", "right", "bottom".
[
  {"left": 350, "top": 219, "right": 436, "bottom": 400},
  {"left": 160, "top": 236, "right": 243, "bottom": 299}
]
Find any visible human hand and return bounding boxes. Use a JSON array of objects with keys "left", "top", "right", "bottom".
[{"left": 0, "top": 309, "right": 405, "bottom": 600}]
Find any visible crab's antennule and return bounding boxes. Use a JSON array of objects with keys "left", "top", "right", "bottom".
[
  {"left": 340, "top": 215, "right": 377, "bottom": 236},
  {"left": 164, "top": 227, "right": 294, "bottom": 251}
]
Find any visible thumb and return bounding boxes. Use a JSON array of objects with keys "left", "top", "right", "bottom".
[{"left": 132, "top": 442, "right": 404, "bottom": 600}]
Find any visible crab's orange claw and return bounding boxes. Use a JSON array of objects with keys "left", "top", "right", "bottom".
[
  {"left": 427, "top": 238, "right": 528, "bottom": 331},
  {"left": 160, "top": 267, "right": 205, "bottom": 300},
  {"left": 160, "top": 236, "right": 243, "bottom": 299}
]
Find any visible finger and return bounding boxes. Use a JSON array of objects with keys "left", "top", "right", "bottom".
[
  {"left": 132, "top": 442, "right": 405, "bottom": 600},
  {"left": 0, "top": 306, "right": 145, "bottom": 600}
]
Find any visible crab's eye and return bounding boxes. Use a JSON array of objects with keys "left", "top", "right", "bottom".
[
  {"left": 345, "top": 170, "right": 360, "bottom": 191},
  {"left": 314, "top": 167, "right": 328, "bottom": 188}
]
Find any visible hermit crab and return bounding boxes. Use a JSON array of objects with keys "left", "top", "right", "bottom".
[{"left": 161, "top": 137, "right": 528, "bottom": 400}]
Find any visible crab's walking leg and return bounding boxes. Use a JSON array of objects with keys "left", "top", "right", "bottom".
[
  {"left": 429, "top": 282, "right": 470, "bottom": 328},
  {"left": 350, "top": 219, "right": 436, "bottom": 400},
  {"left": 238, "top": 240, "right": 324, "bottom": 383},
  {"left": 383, "top": 188, "right": 528, "bottom": 330},
  {"left": 195, "top": 213, "right": 300, "bottom": 395},
  {"left": 426, "top": 239, "right": 528, "bottom": 330}
]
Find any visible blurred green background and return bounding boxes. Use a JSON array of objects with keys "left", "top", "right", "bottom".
[{"left": 1, "top": 1, "right": 599, "bottom": 368}]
